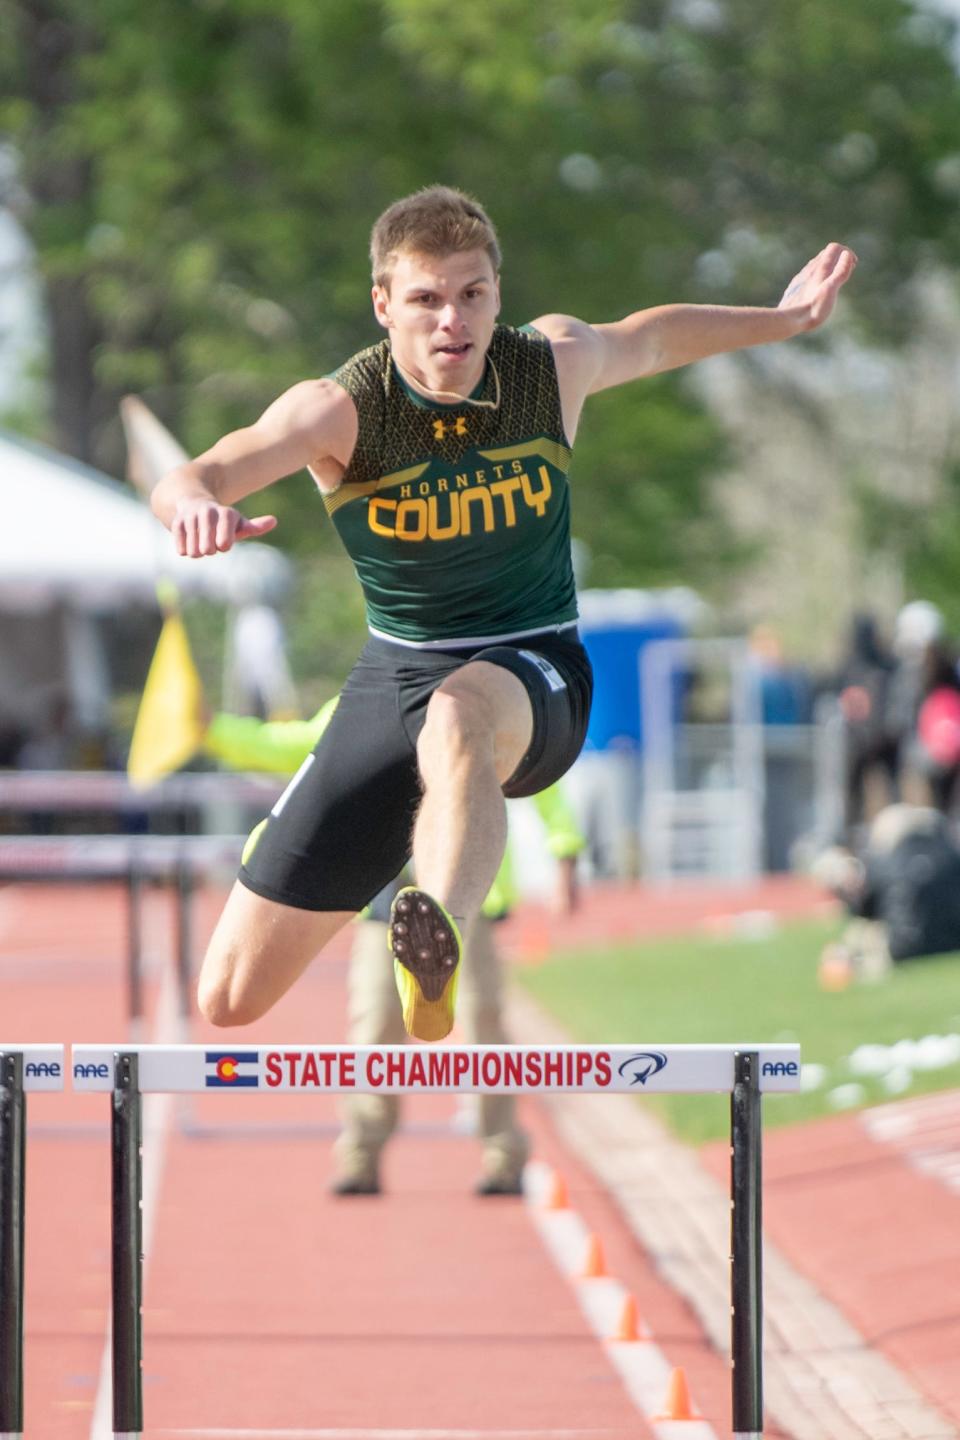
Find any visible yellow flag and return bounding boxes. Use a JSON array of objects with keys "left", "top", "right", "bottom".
[{"left": 127, "top": 613, "right": 205, "bottom": 788}]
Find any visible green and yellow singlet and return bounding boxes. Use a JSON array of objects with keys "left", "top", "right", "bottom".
[{"left": 322, "top": 324, "right": 577, "bottom": 645}]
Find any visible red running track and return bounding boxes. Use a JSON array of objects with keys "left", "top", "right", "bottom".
[{"left": 2, "top": 880, "right": 761, "bottom": 1439}]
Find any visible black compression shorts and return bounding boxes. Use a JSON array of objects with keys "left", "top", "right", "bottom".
[{"left": 238, "top": 628, "right": 593, "bottom": 912}]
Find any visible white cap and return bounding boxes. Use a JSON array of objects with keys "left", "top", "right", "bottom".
[{"left": 894, "top": 599, "right": 943, "bottom": 653}]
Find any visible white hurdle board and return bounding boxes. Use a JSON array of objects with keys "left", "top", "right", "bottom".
[
  {"left": 70, "top": 1042, "right": 802, "bottom": 1094},
  {"left": 72, "top": 1040, "right": 791, "bottom": 1438},
  {"left": 0, "top": 1045, "right": 65, "bottom": 1090}
]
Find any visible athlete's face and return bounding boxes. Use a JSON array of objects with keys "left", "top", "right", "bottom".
[{"left": 373, "top": 248, "right": 500, "bottom": 396}]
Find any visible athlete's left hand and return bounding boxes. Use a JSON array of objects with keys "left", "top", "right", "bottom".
[{"left": 777, "top": 243, "right": 858, "bottom": 333}]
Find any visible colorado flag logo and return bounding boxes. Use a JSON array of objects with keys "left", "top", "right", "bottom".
[{"left": 205, "top": 1051, "right": 260, "bottom": 1087}]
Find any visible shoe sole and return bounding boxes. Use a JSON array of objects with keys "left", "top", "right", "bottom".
[
  {"left": 475, "top": 1178, "right": 525, "bottom": 1196},
  {"left": 390, "top": 888, "right": 461, "bottom": 1042},
  {"left": 331, "top": 1179, "right": 381, "bottom": 1196}
]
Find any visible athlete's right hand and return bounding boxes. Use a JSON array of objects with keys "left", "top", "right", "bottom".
[{"left": 172, "top": 499, "right": 278, "bottom": 557}]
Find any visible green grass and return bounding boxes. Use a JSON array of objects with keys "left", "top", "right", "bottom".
[{"left": 516, "top": 920, "right": 960, "bottom": 1143}]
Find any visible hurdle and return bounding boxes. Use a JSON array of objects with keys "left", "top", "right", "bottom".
[
  {"left": 0, "top": 834, "right": 246, "bottom": 1032},
  {"left": 0, "top": 767, "right": 284, "bottom": 1036},
  {"left": 0, "top": 1046, "right": 65, "bottom": 1440},
  {"left": 0, "top": 768, "right": 282, "bottom": 819},
  {"left": 71, "top": 1041, "right": 800, "bottom": 1438}
]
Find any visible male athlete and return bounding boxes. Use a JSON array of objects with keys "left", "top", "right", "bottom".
[
  {"left": 152, "top": 185, "right": 856, "bottom": 1042},
  {"left": 202, "top": 699, "right": 583, "bottom": 1193}
]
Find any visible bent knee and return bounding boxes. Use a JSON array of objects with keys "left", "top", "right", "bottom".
[
  {"left": 419, "top": 685, "right": 496, "bottom": 763},
  {"left": 197, "top": 968, "right": 269, "bottom": 1028}
]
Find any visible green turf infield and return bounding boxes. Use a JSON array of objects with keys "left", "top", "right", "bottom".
[{"left": 515, "top": 919, "right": 960, "bottom": 1142}]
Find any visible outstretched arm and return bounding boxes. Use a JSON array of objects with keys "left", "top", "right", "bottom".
[
  {"left": 151, "top": 379, "right": 358, "bottom": 557},
  {"left": 204, "top": 697, "right": 339, "bottom": 774},
  {"left": 536, "top": 243, "right": 857, "bottom": 439}
]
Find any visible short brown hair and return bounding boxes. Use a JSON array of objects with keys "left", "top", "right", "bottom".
[{"left": 370, "top": 185, "right": 502, "bottom": 289}]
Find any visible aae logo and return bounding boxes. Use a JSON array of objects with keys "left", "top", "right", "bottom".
[
  {"left": 617, "top": 1052, "right": 668, "bottom": 1086},
  {"left": 761, "top": 1060, "right": 799, "bottom": 1078},
  {"left": 25, "top": 1060, "right": 61, "bottom": 1078},
  {"left": 73, "top": 1062, "right": 111, "bottom": 1080}
]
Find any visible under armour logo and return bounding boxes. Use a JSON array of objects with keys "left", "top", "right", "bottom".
[{"left": 433, "top": 416, "right": 468, "bottom": 441}]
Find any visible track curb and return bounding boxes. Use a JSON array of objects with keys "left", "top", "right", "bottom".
[{"left": 506, "top": 983, "right": 958, "bottom": 1440}]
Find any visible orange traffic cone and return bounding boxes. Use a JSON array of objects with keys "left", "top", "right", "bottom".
[
  {"left": 654, "top": 1366, "right": 697, "bottom": 1421},
  {"left": 608, "top": 1293, "right": 648, "bottom": 1342},
  {"left": 542, "top": 1170, "right": 569, "bottom": 1210},
  {"left": 578, "top": 1233, "right": 607, "bottom": 1278}
]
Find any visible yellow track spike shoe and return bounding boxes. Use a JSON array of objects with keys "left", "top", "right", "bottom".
[{"left": 389, "top": 888, "right": 462, "bottom": 1042}]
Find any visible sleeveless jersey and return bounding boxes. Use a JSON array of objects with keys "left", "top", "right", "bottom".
[{"left": 322, "top": 323, "right": 577, "bottom": 645}]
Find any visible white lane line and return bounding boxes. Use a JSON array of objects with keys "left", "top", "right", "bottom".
[
  {"left": 523, "top": 1160, "right": 718, "bottom": 1440},
  {"left": 88, "top": 928, "right": 185, "bottom": 1440},
  {"left": 863, "top": 1091, "right": 960, "bottom": 1195}
]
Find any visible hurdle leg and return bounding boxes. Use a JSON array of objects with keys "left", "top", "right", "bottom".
[
  {"left": 0, "top": 1053, "right": 25, "bottom": 1439},
  {"left": 126, "top": 857, "right": 144, "bottom": 1041},
  {"left": 730, "top": 1049, "right": 762, "bottom": 1438},
  {"left": 175, "top": 855, "right": 193, "bottom": 1024},
  {"left": 112, "top": 1052, "right": 143, "bottom": 1438}
]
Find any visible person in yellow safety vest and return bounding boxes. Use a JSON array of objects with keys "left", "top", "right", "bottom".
[{"left": 204, "top": 697, "right": 584, "bottom": 1195}]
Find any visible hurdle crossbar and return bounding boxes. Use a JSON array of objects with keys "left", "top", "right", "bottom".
[
  {"left": 0, "top": 836, "right": 247, "bottom": 1030},
  {"left": 72, "top": 1042, "right": 800, "bottom": 1439},
  {"left": 0, "top": 769, "right": 282, "bottom": 813},
  {"left": 0, "top": 1047, "right": 65, "bottom": 1439},
  {"left": 0, "top": 834, "right": 246, "bottom": 882}
]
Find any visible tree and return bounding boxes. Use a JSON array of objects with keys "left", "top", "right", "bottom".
[{"left": 4, "top": 0, "right": 960, "bottom": 669}]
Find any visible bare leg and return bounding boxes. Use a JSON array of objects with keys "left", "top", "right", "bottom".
[
  {"left": 390, "top": 660, "right": 533, "bottom": 1042},
  {"left": 412, "top": 660, "right": 533, "bottom": 926},
  {"left": 197, "top": 879, "right": 353, "bottom": 1026}
]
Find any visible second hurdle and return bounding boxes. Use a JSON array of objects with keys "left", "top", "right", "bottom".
[{"left": 70, "top": 1040, "right": 801, "bottom": 1440}]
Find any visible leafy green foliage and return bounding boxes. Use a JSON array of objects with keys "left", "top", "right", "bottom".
[
  {"left": 4, "top": 0, "right": 960, "bottom": 687},
  {"left": 570, "top": 374, "right": 744, "bottom": 585},
  {"left": 854, "top": 461, "right": 960, "bottom": 637}
]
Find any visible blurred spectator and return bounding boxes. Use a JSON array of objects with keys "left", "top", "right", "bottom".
[
  {"left": 814, "top": 802, "right": 960, "bottom": 978},
  {"left": 830, "top": 613, "right": 896, "bottom": 840},
  {"left": 916, "top": 686, "right": 960, "bottom": 810},
  {"left": 746, "top": 624, "right": 812, "bottom": 871},
  {"left": 746, "top": 624, "right": 812, "bottom": 726},
  {"left": 886, "top": 601, "right": 960, "bottom": 812}
]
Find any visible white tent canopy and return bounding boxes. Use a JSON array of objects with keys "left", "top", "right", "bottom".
[{"left": 0, "top": 428, "right": 290, "bottom": 613}]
